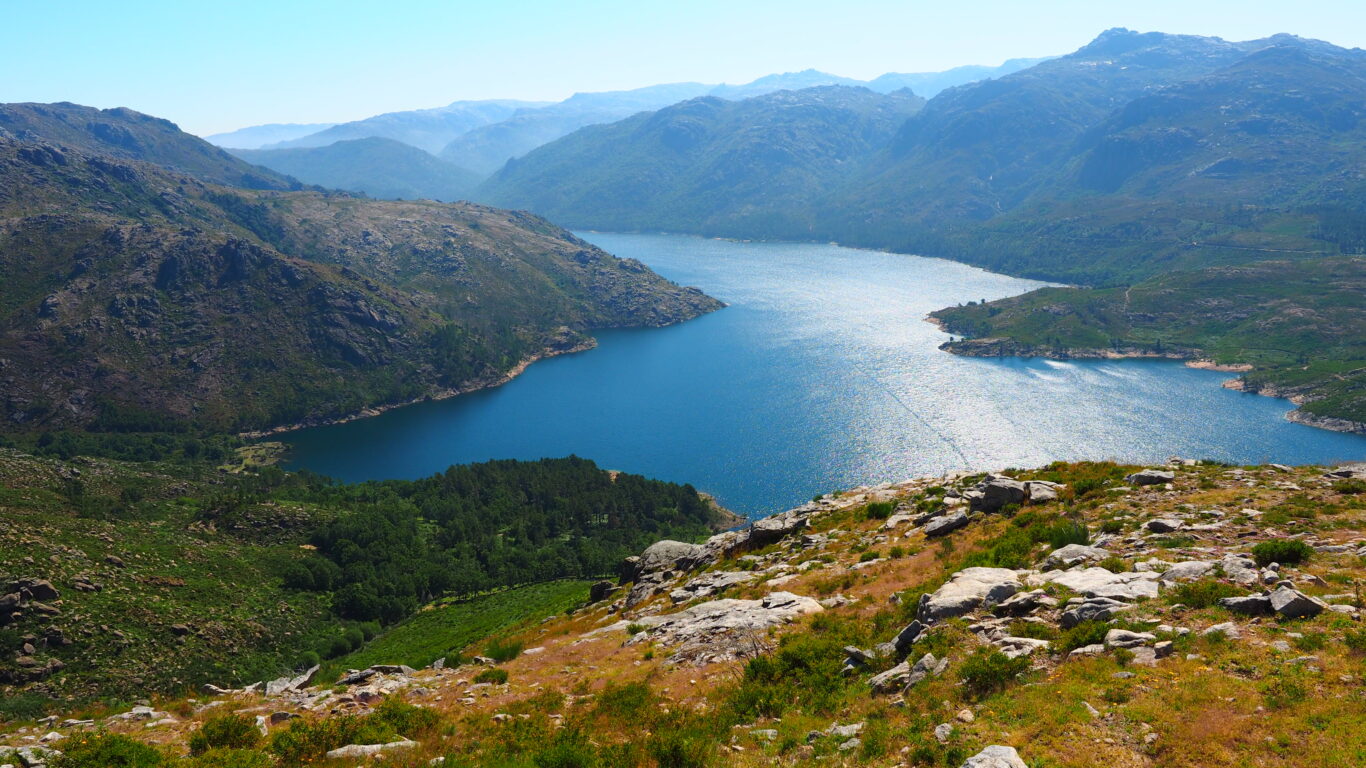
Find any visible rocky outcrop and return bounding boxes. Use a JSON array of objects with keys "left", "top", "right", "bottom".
[
  {"left": 918, "top": 568, "right": 1021, "bottom": 623},
  {"left": 619, "top": 592, "right": 823, "bottom": 665},
  {"left": 1126, "top": 469, "right": 1175, "bottom": 486}
]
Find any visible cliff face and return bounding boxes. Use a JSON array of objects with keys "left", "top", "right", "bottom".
[{"left": 0, "top": 136, "right": 721, "bottom": 432}]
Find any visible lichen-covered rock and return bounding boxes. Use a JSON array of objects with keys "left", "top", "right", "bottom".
[
  {"left": 918, "top": 568, "right": 1021, "bottom": 622},
  {"left": 961, "top": 745, "right": 1029, "bottom": 768}
]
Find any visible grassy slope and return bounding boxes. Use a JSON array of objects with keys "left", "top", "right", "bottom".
[
  {"left": 17, "top": 461, "right": 1366, "bottom": 767},
  {"left": 319, "top": 580, "right": 591, "bottom": 680},
  {"left": 930, "top": 258, "right": 1366, "bottom": 426}
]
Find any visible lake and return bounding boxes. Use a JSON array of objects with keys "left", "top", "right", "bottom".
[{"left": 282, "top": 233, "right": 1366, "bottom": 517}]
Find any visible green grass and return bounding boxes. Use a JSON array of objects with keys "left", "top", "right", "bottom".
[{"left": 318, "top": 581, "right": 591, "bottom": 679}]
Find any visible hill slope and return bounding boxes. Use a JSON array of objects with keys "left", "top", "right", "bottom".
[
  {"left": 267, "top": 100, "right": 544, "bottom": 153},
  {"left": 231, "top": 138, "right": 483, "bottom": 201},
  {"left": 203, "top": 122, "right": 337, "bottom": 150},
  {"left": 0, "top": 102, "right": 301, "bottom": 191},
  {"left": 0, "top": 115, "right": 721, "bottom": 434},
  {"left": 479, "top": 86, "right": 925, "bottom": 234}
]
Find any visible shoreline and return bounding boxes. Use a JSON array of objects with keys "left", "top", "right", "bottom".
[
  {"left": 238, "top": 338, "right": 598, "bottom": 440},
  {"left": 935, "top": 335, "right": 1366, "bottom": 437}
]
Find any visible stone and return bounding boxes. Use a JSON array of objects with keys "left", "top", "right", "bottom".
[
  {"left": 669, "top": 571, "right": 755, "bottom": 603},
  {"left": 617, "top": 592, "right": 822, "bottom": 664},
  {"left": 906, "top": 652, "right": 949, "bottom": 686},
  {"left": 745, "top": 509, "right": 810, "bottom": 549},
  {"left": 1158, "top": 561, "right": 1214, "bottom": 582},
  {"left": 994, "top": 636, "right": 1050, "bottom": 659},
  {"left": 970, "top": 476, "right": 1028, "bottom": 513},
  {"left": 868, "top": 660, "right": 911, "bottom": 693},
  {"left": 924, "top": 511, "right": 969, "bottom": 538},
  {"left": 992, "top": 590, "right": 1050, "bottom": 617},
  {"left": 1069, "top": 644, "right": 1106, "bottom": 657},
  {"left": 1202, "top": 622, "right": 1241, "bottom": 639},
  {"left": 637, "top": 540, "right": 711, "bottom": 576},
  {"left": 1126, "top": 469, "right": 1175, "bottom": 486},
  {"left": 1059, "top": 597, "right": 1133, "bottom": 628},
  {"left": 1104, "top": 629, "right": 1154, "bottom": 649},
  {"left": 1218, "top": 554, "right": 1260, "bottom": 586},
  {"left": 1025, "top": 481, "right": 1059, "bottom": 504},
  {"left": 919, "top": 568, "right": 1021, "bottom": 622},
  {"left": 1217, "top": 595, "right": 1273, "bottom": 616},
  {"left": 588, "top": 580, "right": 615, "bottom": 603},
  {"left": 1144, "top": 518, "right": 1184, "bottom": 534},
  {"left": 325, "top": 740, "right": 419, "bottom": 759},
  {"left": 1032, "top": 568, "right": 1160, "bottom": 601},
  {"left": 1269, "top": 586, "right": 1325, "bottom": 619},
  {"left": 893, "top": 620, "right": 923, "bottom": 654},
  {"left": 934, "top": 723, "right": 954, "bottom": 743},
  {"left": 11, "top": 579, "right": 59, "bottom": 602},
  {"left": 1041, "top": 544, "right": 1108, "bottom": 569},
  {"left": 961, "top": 745, "right": 1029, "bottom": 768}
]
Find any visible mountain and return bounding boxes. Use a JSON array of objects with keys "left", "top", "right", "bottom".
[
  {"left": 439, "top": 83, "right": 714, "bottom": 174},
  {"left": 707, "top": 68, "right": 865, "bottom": 100},
  {"left": 204, "top": 121, "right": 337, "bottom": 149},
  {"left": 866, "top": 56, "right": 1053, "bottom": 98},
  {"left": 0, "top": 108, "right": 721, "bottom": 434},
  {"left": 478, "top": 86, "right": 926, "bottom": 234},
  {"left": 231, "top": 138, "right": 483, "bottom": 201},
  {"left": 0, "top": 102, "right": 301, "bottom": 190},
  {"left": 932, "top": 258, "right": 1366, "bottom": 430},
  {"left": 266, "top": 100, "right": 546, "bottom": 153}
]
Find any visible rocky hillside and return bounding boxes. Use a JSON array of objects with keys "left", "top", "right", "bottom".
[
  {"left": 0, "top": 123, "right": 721, "bottom": 433},
  {"left": 230, "top": 138, "right": 483, "bottom": 202},
  {"left": 8, "top": 459, "right": 1365, "bottom": 766}
]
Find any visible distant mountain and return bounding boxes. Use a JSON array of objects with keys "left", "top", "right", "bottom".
[
  {"left": 232, "top": 137, "right": 482, "bottom": 201},
  {"left": 0, "top": 102, "right": 301, "bottom": 190},
  {"left": 204, "top": 121, "right": 337, "bottom": 149},
  {"left": 267, "top": 100, "right": 546, "bottom": 154},
  {"left": 0, "top": 107, "right": 720, "bottom": 433},
  {"left": 707, "top": 69, "right": 865, "bottom": 100},
  {"left": 479, "top": 86, "right": 925, "bottom": 234},
  {"left": 866, "top": 57, "right": 1053, "bottom": 98},
  {"left": 440, "top": 83, "right": 714, "bottom": 174}
]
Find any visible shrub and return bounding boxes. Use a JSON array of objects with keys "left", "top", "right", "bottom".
[
  {"left": 1252, "top": 540, "right": 1313, "bottom": 567},
  {"left": 888, "top": 546, "right": 906, "bottom": 559},
  {"left": 188, "top": 749, "right": 273, "bottom": 768},
  {"left": 958, "top": 648, "right": 1029, "bottom": 698},
  {"left": 485, "top": 637, "right": 524, "bottom": 663},
  {"left": 0, "top": 691, "right": 47, "bottom": 722},
  {"left": 52, "top": 733, "right": 166, "bottom": 767},
  {"left": 1096, "top": 555, "right": 1130, "bottom": 573},
  {"left": 1045, "top": 519, "right": 1089, "bottom": 548},
  {"left": 269, "top": 715, "right": 397, "bottom": 765},
  {"left": 475, "top": 668, "right": 509, "bottom": 685},
  {"left": 342, "top": 626, "right": 366, "bottom": 651},
  {"left": 371, "top": 697, "right": 442, "bottom": 738},
  {"left": 1333, "top": 479, "right": 1366, "bottom": 495},
  {"left": 1099, "top": 519, "right": 1125, "bottom": 534},
  {"left": 625, "top": 622, "right": 647, "bottom": 636},
  {"left": 1344, "top": 629, "right": 1366, "bottom": 655},
  {"left": 1167, "top": 579, "right": 1244, "bottom": 610},
  {"left": 859, "top": 551, "right": 879, "bottom": 563},
  {"left": 189, "top": 714, "right": 262, "bottom": 756},
  {"left": 594, "top": 682, "right": 653, "bottom": 719},
  {"left": 296, "top": 650, "right": 321, "bottom": 670},
  {"left": 1058, "top": 620, "right": 1109, "bottom": 652},
  {"left": 864, "top": 501, "right": 896, "bottom": 520}
]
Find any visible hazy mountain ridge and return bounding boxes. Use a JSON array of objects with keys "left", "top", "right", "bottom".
[
  {"left": 264, "top": 99, "right": 546, "bottom": 153},
  {"left": 230, "top": 138, "right": 483, "bottom": 202},
  {"left": 204, "top": 122, "right": 338, "bottom": 149}
]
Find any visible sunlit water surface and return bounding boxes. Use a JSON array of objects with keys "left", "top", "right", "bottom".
[{"left": 282, "top": 233, "right": 1366, "bottom": 517}]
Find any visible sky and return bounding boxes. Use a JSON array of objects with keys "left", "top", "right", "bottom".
[{"left": 5, "top": 0, "right": 1365, "bottom": 136}]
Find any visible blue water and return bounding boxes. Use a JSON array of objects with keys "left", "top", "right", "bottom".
[{"left": 282, "top": 233, "right": 1366, "bottom": 517}]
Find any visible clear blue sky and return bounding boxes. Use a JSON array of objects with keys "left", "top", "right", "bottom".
[{"left": 5, "top": 0, "right": 1364, "bottom": 136}]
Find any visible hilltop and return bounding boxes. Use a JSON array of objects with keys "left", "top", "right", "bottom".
[{"left": 5, "top": 458, "right": 1365, "bottom": 766}]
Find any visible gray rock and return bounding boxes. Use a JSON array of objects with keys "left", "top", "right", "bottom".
[
  {"left": 619, "top": 591, "right": 822, "bottom": 664},
  {"left": 893, "top": 620, "right": 923, "bottom": 654},
  {"left": 1032, "top": 567, "right": 1160, "bottom": 601},
  {"left": 934, "top": 722, "right": 954, "bottom": 743},
  {"left": 868, "top": 659, "right": 911, "bottom": 693},
  {"left": 918, "top": 568, "right": 1021, "bottom": 622},
  {"left": 924, "top": 511, "right": 969, "bottom": 538},
  {"left": 1126, "top": 469, "right": 1175, "bottom": 486},
  {"left": 1269, "top": 586, "right": 1325, "bottom": 619},
  {"left": 1025, "top": 481, "right": 1059, "bottom": 504},
  {"left": 1158, "top": 561, "right": 1214, "bottom": 582},
  {"left": 905, "top": 652, "right": 948, "bottom": 687},
  {"left": 971, "top": 476, "right": 1028, "bottom": 513},
  {"left": 325, "top": 740, "right": 419, "bottom": 759},
  {"left": 1201, "top": 622, "right": 1241, "bottom": 639},
  {"left": 991, "top": 589, "right": 1051, "bottom": 617},
  {"left": 1104, "top": 629, "right": 1154, "bottom": 649},
  {"left": 961, "top": 745, "right": 1029, "bottom": 768},
  {"left": 1059, "top": 597, "right": 1133, "bottom": 628},
  {"left": 1216, "top": 554, "right": 1260, "bottom": 586},
  {"left": 1041, "top": 544, "right": 1108, "bottom": 569},
  {"left": 1144, "top": 518, "right": 1184, "bottom": 534},
  {"left": 1217, "top": 595, "right": 1273, "bottom": 616},
  {"left": 746, "top": 509, "right": 810, "bottom": 549}
]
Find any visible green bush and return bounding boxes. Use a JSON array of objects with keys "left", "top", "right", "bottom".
[
  {"left": 864, "top": 501, "right": 896, "bottom": 520},
  {"left": 594, "top": 682, "right": 653, "bottom": 719},
  {"left": 189, "top": 714, "right": 262, "bottom": 756},
  {"left": 52, "top": 733, "right": 166, "bottom": 768},
  {"left": 0, "top": 691, "right": 48, "bottom": 722},
  {"left": 958, "top": 648, "right": 1030, "bottom": 698},
  {"left": 268, "top": 715, "right": 398, "bottom": 765},
  {"left": 1096, "top": 555, "right": 1130, "bottom": 573},
  {"left": 1044, "top": 519, "right": 1089, "bottom": 548},
  {"left": 485, "top": 637, "right": 524, "bottom": 663},
  {"left": 1168, "top": 579, "right": 1245, "bottom": 610},
  {"left": 188, "top": 749, "right": 273, "bottom": 768},
  {"left": 1058, "top": 620, "right": 1110, "bottom": 652},
  {"left": 1344, "top": 629, "right": 1366, "bottom": 655},
  {"left": 1332, "top": 479, "right": 1366, "bottom": 495},
  {"left": 475, "top": 667, "right": 509, "bottom": 685},
  {"left": 1252, "top": 540, "right": 1313, "bottom": 567}
]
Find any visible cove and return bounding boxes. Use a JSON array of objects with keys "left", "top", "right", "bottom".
[{"left": 281, "top": 233, "right": 1366, "bottom": 518}]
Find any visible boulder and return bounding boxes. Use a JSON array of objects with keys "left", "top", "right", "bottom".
[
  {"left": 1025, "top": 481, "right": 1059, "bottom": 504},
  {"left": 1041, "top": 544, "right": 1108, "bottom": 569},
  {"left": 868, "top": 660, "right": 911, "bottom": 693},
  {"left": 991, "top": 590, "right": 1052, "bottom": 618},
  {"left": 893, "top": 620, "right": 923, "bottom": 655},
  {"left": 961, "top": 745, "right": 1029, "bottom": 768},
  {"left": 1104, "top": 629, "right": 1155, "bottom": 649},
  {"left": 1201, "top": 622, "right": 1241, "bottom": 639},
  {"left": 918, "top": 568, "right": 1021, "bottom": 623},
  {"left": 1219, "top": 554, "right": 1260, "bottom": 586},
  {"left": 1217, "top": 595, "right": 1273, "bottom": 616},
  {"left": 637, "top": 540, "right": 711, "bottom": 575},
  {"left": 905, "top": 652, "right": 948, "bottom": 687},
  {"left": 11, "top": 579, "right": 60, "bottom": 602},
  {"left": 1157, "top": 561, "right": 1214, "bottom": 582},
  {"left": 1031, "top": 568, "right": 1160, "bottom": 601},
  {"left": 1059, "top": 597, "right": 1133, "bottom": 629},
  {"left": 325, "top": 740, "right": 419, "bottom": 759},
  {"left": 970, "top": 476, "right": 1028, "bottom": 513},
  {"left": 924, "top": 511, "right": 969, "bottom": 538},
  {"left": 588, "top": 580, "right": 615, "bottom": 603},
  {"left": 621, "top": 592, "right": 822, "bottom": 664},
  {"left": 1269, "top": 586, "right": 1325, "bottom": 619},
  {"left": 1126, "top": 469, "right": 1175, "bottom": 486},
  {"left": 1144, "top": 519, "right": 1184, "bottom": 534},
  {"left": 746, "top": 509, "right": 810, "bottom": 549}
]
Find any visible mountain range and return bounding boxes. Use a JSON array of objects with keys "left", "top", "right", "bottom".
[
  {"left": 0, "top": 104, "right": 719, "bottom": 434},
  {"left": 229, "top": 137, "right": 483, "bottom": 202}
]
